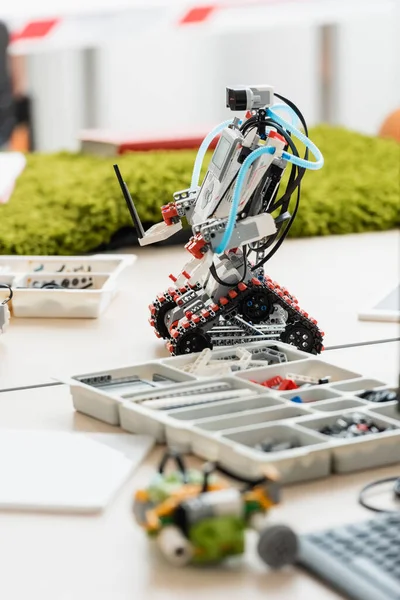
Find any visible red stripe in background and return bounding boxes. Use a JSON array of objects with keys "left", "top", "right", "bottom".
[
  {"left": 11, "top": 19, "right": 60, "bottom": 43},
  {"left": 179, "top": 6, "right": 216, "bottom": 24}
]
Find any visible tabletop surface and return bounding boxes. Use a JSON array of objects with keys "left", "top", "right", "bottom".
[
  {"left": 0, "top": 229, "right": 399, "bottom": 390},
  {"left": 0, "top": 229, "right": 399, "bottom": 600},
  {"left": 0, "top": 379, "right": 398, "bottom": 600}
]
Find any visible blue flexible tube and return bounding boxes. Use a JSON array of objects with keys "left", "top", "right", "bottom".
[
  {"left": 267, "top": 106, "right": 324, "bottom": 170},
  {"left": 190, "top": 119, "right": 234, "bottom": 189},
  {"left": 214, "top": 145, "right": 276, "bottom": 255},
  {"left": 270, "top": 103, "right": 298, "bottom": 126}
]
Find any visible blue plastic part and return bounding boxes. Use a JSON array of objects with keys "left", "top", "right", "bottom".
[
  {"left": 270, "top": 103, "right": 298, "bottom": 126},
  {"left": 267, "top": 106, "right": 324, "bottom": 171},
  {"left": 214, "top": 145, "right": 276, "bottom": 255},
  {"left": 190, "top": 119, "right": 234, "bottom": 190},
  {"left": 291, "top": 396, "right": 303, "bottom": 404}
]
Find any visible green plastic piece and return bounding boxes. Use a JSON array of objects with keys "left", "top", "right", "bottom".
[
  {"left": 147, "top": 469, "right": 212, "bottom": 504},
  {"left": 0, "top": 126, "right": 398, "bottom": 255},
  {"left": 189, "top": 516, "right": 245, "bottom": 564}
]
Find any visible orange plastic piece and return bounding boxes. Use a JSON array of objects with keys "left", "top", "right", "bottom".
[
  {"left": 211, "top": 303, "right": 220, "bottom": 312},
  {"left": 251, "top": 277, "right": 261, "bottom": 286},
  {"left": 169, "top": 274, "right": 177, "bottom": 282},
  {"left": 219, "top": 296, "right": 229, "bottom": 306},
  {"left": 261, "top": 375, "right": 283, "bottom": 388},
  {"left": 277, "top": 379, "right": 298, "bottom": 391},
  {"left": 228, "top": 290, "right": 238, "bottom": 299},
  {"left": 238, "top": 282, "right": 247, "bottom": 291},
  {"left": 192, "top": 314, "right": 201, "bottom": 324},
  {"left": 201, "top": 309, "right": 210, "bottom": 318},
  {"left": 181, "top": 318, "right": 190, "bottom": 329},
  {"left": 182, "top": 270, "right": 191, "bottom": 279},
  {"left": 149, "top": 304, "right": 156, "bottom": 315}
]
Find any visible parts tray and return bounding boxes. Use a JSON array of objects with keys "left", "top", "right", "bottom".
[
  {"left": 67, "top": 340, "right": 400, "bottom": 484},
  {"left": 0, "top": 254, "right": 135, "bottom": 318}
]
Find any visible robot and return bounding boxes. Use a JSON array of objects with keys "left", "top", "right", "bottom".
[
  {"left": 115, "top": 85, "right": 325, "bottom": 356},
  {"left": 133, "top": 450, "right": 298, "bottom": 568}
]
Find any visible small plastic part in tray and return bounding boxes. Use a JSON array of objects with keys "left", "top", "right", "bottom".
[
  {"left": 0, "top": 254, "right": 135, "bottom": 318},
  {"left": 68, "top": 340, "right": 400, "bottom": 484}
]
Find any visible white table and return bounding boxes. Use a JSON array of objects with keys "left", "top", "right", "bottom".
[
  {"left": 0, "top": 352, "right": 398, "bottom": 600},
  {"left": 0, "top": 230, "right": 398, "bottom": 390}
]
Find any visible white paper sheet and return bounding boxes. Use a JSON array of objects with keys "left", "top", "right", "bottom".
[{"left": 0, "top": 430, "right": 154, "bottom": 513}]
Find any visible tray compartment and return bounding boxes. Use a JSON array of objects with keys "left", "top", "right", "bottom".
[
  {"left": 296, "top": 410, "right": 400, "bottom": 472},
  {"left": 234, "top": 359, "right": 361, "bottom": 389},
  {"left": 119, "top": 376, "right": 259, "bottom": 442},
  {"left": 193, "top": 404, "right": 311, "bottom": 432},
  {"left": 12, "top": 273, "right": 114, "bottom": 318},
  {"left": 367, "top": 401, "right": 400, "bottom": 424},
  {"left": 162, "top": 340, "right": 309, "bottom": 376},
  {"left": 280, "top": 387, "right": 343, "bottom": 403},
  {"left": 70, "top": 363, "right": 193, "bottom": 425},
  {"left": 331, "top": 378, "right": 387, "bottom": 393},
  {"left": 165, "top": 403, "right": 310, "bottom": 452},
  {"left": 167, "top": 393, "right": 283, "bottom": 421},
  {"left": 307, "top": 398, "right": 370, "bottom": 412},
  {"left": 190, "top": 422, "right": 330, "bottom": 483}
]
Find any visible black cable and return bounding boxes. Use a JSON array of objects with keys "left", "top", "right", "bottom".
[
  {"left": 158, "top": 450, "right": 188, "bottom": 482},
  {"left": 40, "top": 283, "right": 64, "bottom": 289},
  {"left": 0, "top": 283, "right": 13, "bottom": 304},
  {"left": 202, "top": 460, "right": 271, "bottom": 489},
  {"left": 250, "top": 94, "right": 310, "bottom": 270},
  {"left": 251, "top": 183, "right": 301, "bottom": 270},
  {"left": 359, "top": 477, "right": 400, "bottom": 513}
]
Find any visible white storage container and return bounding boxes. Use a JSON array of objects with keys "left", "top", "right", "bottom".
[
  {"left": 0, "top": 254, "right": 134, "bottom": 318},
  {"left": 67, "top": 340, "right": 400, "bottom": 484},
  {"left": 69, "top": 362, "right": 195, "bottom": 426}
]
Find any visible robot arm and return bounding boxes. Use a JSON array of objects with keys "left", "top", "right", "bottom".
[{"left": 138, "top": 187, "right": 200, "bottom": 247}]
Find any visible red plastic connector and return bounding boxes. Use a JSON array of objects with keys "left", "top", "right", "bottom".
[
  {"left": 185, "top": 233, "right": 207, "bottom": 260},
  {"left": 161, "top": 202, "right": 179, "bottom": 226},
  {"left": 261, "top": 376, "right": 283, "bottom": 388},
  {"left": 268, "top": 130, "right": 286, "bottom": 145},
  {"left": 277, "top": 379, "right": 298, "bottom": 391}
]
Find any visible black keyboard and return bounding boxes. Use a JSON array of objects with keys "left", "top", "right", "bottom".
[{"left": 297, "top": 512, "right": 400, "bottom": 600}]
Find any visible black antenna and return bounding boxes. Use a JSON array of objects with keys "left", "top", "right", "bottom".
[{"left": 113, "top": 164, "right": 145, "bottom": 239}]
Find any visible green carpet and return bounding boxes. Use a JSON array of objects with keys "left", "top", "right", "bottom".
[{"left": 0, "top": 125, "right": 399, "bottom": 255}]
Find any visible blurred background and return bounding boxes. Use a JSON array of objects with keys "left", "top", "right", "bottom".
[
  {"left": 1, "top": 0, "right": 400, "bottom": 152},
  {"left": 0, "top": 0, "right": 399, "bottom": 258}
]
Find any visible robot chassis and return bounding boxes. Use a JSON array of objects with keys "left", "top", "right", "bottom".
[{"left": 116, "top": 85, "right": 325, "bottom": 357}]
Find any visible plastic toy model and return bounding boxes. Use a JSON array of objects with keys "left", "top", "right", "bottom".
[
  {"left": 115, "top": 85, "right": 325, "bottom": 356},
  {"left": 133, "top": 451, "right": 298, "bottom": 568}
]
